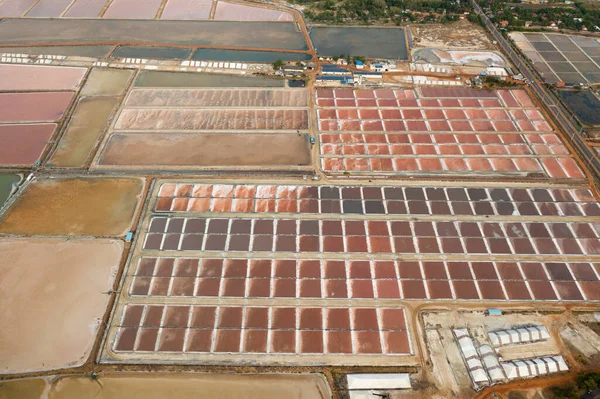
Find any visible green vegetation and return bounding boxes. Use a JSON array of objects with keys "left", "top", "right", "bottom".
[
  {"left": 576, "top": 371, "right": 600, "bottom": 391},
  {"left": 549, "top": 372, "right": 600, "bottom": 399},
  {"left": 483, "top": 75, "right": 517, "bottom": 87},
  {"left": 479, "top": 0, "right": 600, "bottom": 31},
  {"left": 297, "top": 0, "right": 472, "bottom": 24},
  {"left": 468, "top": 12, "right": 486, "bottom": 26},
  {"left": 273, "top": 59, "right": 284, "bottom": 70},
  {"left": 551, "top": 382, "right": 579, "bottom": 399}
]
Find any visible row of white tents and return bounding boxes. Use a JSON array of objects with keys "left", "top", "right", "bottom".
[{"left": 453, "top": 326, "right": 567, "bottom": 390}]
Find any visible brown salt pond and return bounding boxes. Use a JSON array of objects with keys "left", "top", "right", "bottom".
[
  {"left": 49, "top": 97, "right": 119, "bottom": 168},
  {"left": 0, "top": 177, "right": 143, "bottom": 236},
  {"left": 47, "top": 373, "right": 330, "bottom": 399},
  {"left": 0, "top": 238, "right": 121, "bottom": 374},
  {"left": 0, "top": 378, "right": 46, "bottom": 398},
  {"left": 0, "top": 64, "right": 86, "bottom": 91},
  {"left": 0, "top": 92, "right": 74, "bottom": 123},
  {"left": 80, "top": 68, "right": 133, "bottom": 96},
  {"left": 1, "top": 373, "right": 330, "bottom": 398},
  {"left": 97, "top": 133, "right": 311, "bottom": 168},
  {"left": 0, "top": 124, "right": 56, "bottom": 166}
]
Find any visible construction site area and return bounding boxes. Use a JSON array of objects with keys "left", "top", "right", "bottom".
[{"left": 2, "top": 3, "right": 600, "bottom": 399}]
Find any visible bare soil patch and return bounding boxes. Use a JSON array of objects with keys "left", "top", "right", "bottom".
[{"left": 410, "top": 20, "right": 495, "bottom": 50}]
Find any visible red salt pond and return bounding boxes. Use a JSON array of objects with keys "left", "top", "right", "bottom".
[
  {"left": 113, "top": 304, "right": 411, "bottom": 356},
  {"left": 213, "top": 2, "right": 294, "bottom": 21},
  {"left": 103, "top": 0, "right": 162, "bottom": 18},
  {"left": 25, "top": 0, "right": 73, "bottom": 17},
  {"left": 0, "top": 0, "right": 36, "bottom": 17},
  {"left": 63, "top": 0, "right": 109, "bottom": 17},
  {"left": 0, "top": 65, "right": 86, "bottom": 91},
  {"left": 0, "top": 124, "right": 56, "bottom": 165},
  {"left": 0, "top": 92, "right": 74, "bottom": 123},
  {"left": 160, "top": 0, "right": 212, "bottom": 19}
]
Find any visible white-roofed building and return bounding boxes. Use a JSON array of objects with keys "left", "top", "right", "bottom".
[
  {"left": 516, "top": 328, "right": 530, "bottom": 341},
  {"left": 453, "top": 329, "right": 492, "bottom": 389},
  {"left": 502, "top": 363, "right": 518, "bottom": 379},
  {"left": 554, "top": 356, "right": 569, "bottom": 371},
  {"left": 533, "top": 358, "right": 548, "bottom": 374},
  {"left": 525, "top": 360, "right": 538, "bottom": 376},
  {"left": 488, "top": 325, "right": 550, "bottom": 347},
  {"left": 470, "top": 368, "right": 489, "bottom": 384},
  {"left": 497, "top": 331, "right": 511, "bottom": 345},
  {"left": 480, "top": 345, "right": 505, "bottom": 382},
  {"left": 488, "top": 332, "right": 500, "bottom": 347},
  {"left": 502, "top": 356, "right": 568, "bottom": 380}
]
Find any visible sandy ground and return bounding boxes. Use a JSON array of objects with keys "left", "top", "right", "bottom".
[
  {"left": 410, "top": 20, "right": 495, "bottom": 50},
  {"left": 0, "top": 177, "right": 143, "bottom": 236},
  {"left": 0, "top": 238, "right": 122, "bottom": 374},
  {"left": 412, "top": 48, "right": 507, "bottom": 67},
  {"left": 97, "top": 133, "right": 312, "bottom": 167},
  {"left": 0, "top": 373, "right": 330, "bottom": 399}
]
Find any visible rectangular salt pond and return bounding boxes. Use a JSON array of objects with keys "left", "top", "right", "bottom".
[
  {"left": 25, "top": 0, "right": 73, "bottom": 17},
  {"left": 0, "top": 124, "right": 56, "bottom": 166},
  {"left": 97, "top": 133, "right": 311, "bottom": 168},
  {"left": 0, "top": 174, "right": 22, "bottom": 209},
  {"left": 558, "top": 90, "right": 600, "bottom": 126},
  {"left": 134, "top": 71, "right": 285, "bottom": 88},
  {"left": 103, "top": 0, "right": 162, "bottom": 19},
  {"left": 0, "top": 0, "right": 37, "bottom": 17},
  {"left": 49, "top": 97, "right": 120, "bottom": 168},
  {"left": 0, "top": 19, "right": 309, "bottom": 50},
  {"left": 192, "top": 49, "right": 311, "bottom": 62},
  {"left": 160, "top": 0, "right": 212, "bottom": 19},
  {"left": 0, "top": 177, "right": 144, "bottom": 236},
  {"left": 0, "top": 65, "right": 86, "bottom": 91},
  {"left": 0, "top": 92, "right": 74, "bottom": 123},
  {"left": 63, "top": 0, "right": 109, "bottom": 17},
  {"left": 310, "top": 26, "right": 408, "bottom": 59}
]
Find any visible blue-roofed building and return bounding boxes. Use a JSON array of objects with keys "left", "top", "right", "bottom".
[{"left": 321, "top": 64, "right": 351, "bottom": 76}]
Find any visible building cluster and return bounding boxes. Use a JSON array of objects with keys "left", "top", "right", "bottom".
[
  {"left": 315, "top": 63, "right": 383, "bottom": 86},
  {"left": 453, "top": 325, "right": 568, "bottom": 391}
]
